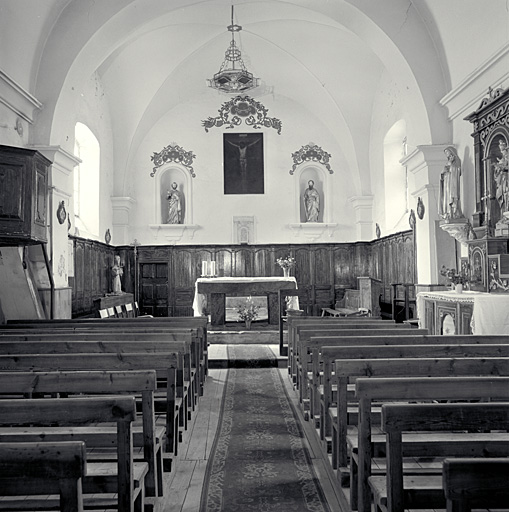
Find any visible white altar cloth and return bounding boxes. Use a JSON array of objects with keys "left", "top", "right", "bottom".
[
  {"left": 192, "top": 276, "right": 299, "bottom": 317},
  {"left": 417, "top": 290, "right": 509, "bottom": 334}
]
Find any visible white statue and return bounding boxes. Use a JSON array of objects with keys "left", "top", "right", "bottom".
[
  {"left": 167, "top": 182, "right": 183, "bottom": 224},
  {"left": 111, "top": 255, "right": 123, "bottom": 294},
  {"left": 304, "top": 180, "right": 320, "bottom": 222},
  {"left": 439, "top": 146, "right": 463, "bottom": 220},
  {"left": 494, "top": 139, "right": 509, "bottom": 218}
]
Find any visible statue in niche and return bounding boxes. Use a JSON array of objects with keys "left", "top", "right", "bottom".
[
  {"left": 304, "top": 180, "right": 320, "bottom": 222},
  {"left": 494, "top": 139, "right": 509, "bottom": 218},
  {"left": 439, "top": 146, "right": 463, "bottom": 220},
  {"left": 166, "top": 182, "right": 183, "bottom": 224},
  {"left": 111, "top": 255, "right": 123, "bottom": 294}
]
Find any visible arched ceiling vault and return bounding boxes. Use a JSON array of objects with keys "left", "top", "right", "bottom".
[{"left": 32, "top": 0, "right": 447, "bottom": 197}]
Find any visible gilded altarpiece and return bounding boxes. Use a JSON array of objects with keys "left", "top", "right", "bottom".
[{"left": 465, "top": 87, "right": 509, "bottom": 293}]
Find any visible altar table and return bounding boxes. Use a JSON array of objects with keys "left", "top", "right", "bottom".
[
  {"left": 417, "top": 290, "right": 509, "bottom": 335},
  {"left": 193, "top": 277, "right": 298, "bottom": 325}
]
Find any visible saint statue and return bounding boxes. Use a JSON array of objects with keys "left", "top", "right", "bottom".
[
  {"left": 304, "top": 180, "right": 320, "bottom": 222},
  {"left": 167, "top": 182, "right": 183, "bottom": 224},
  {"left": 111, "top": 255, "right": 123, "bottom": 294},
  {"left": 494, "top": 138, "right": 509, "bottom": 217},
  {"left": 439, "top": 146, "right": 463, "bottom": 220}
]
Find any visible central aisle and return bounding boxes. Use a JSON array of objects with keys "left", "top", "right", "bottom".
[{"left": 161, "top": 345, "right": 344, "bottom": 512}]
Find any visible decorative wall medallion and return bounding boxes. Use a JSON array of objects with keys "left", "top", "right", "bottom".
[
  {"left": 105, "top": 228, "right": 111, "bottom": 245},
  {"left": 202, "top": 95, "right": 282, "bottom": 134},
  {"left": 289, "top": 143, "right": 333, "bottom": 175},
  {"left": 409, "top": 209, "right": 416, "bottom": 230},
  {"left": 56, "top": 200, "right": 67, "bottom": 224},
  {"left": 151, "top": 143, "right": 196, "bottom": 178},
  {"left": 15, "top": 117, "right": 23, "bottom": 137},
  {"left": 375, "top": 223, "right": 381, "bottom": 239},
  {"left": 416, "top": 197, "right": 425, "bottom": 219}
]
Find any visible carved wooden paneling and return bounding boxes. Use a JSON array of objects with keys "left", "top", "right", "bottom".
[{"left": 71, "top": 231, "right": 415, "bottom": 318}]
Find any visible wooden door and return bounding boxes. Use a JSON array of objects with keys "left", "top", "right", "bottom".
[{"left": 140, "top": 262, "right": 168, "bottom": 317}]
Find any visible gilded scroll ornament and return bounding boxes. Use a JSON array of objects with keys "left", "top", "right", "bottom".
[{"left": 151, "top": 144, "right": 196, "bottom": 178}]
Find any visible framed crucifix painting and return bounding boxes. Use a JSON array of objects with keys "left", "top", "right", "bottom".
[{"left": 223, "top": 133, "right": 264, "bottom": 194}]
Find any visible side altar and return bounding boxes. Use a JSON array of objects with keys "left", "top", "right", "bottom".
[
  {"left": 417, "top": 290, "right": 509, "bottom": 335},
  {"left": 192, "top": 277, "right": 297, "bottom": 326}
]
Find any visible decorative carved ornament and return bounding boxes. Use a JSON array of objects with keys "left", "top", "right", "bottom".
[
  {"left": 289, "top": 143, "right": 333, "bottom": 175},
  {"left": 150, "top": 144, "right": 196, "bottom": 178},
  {"left": 202, "top": 95, "right": 282, "bottom": 134},
  {"left": 471, "top": 87, "right": 509, "bottom": 147},
  {"left": 105, "top": 229, "right": 111, "bottom": 245},
  {"left": 417, "top": 197, "right": 425, "bottom": 220},
  {"left": 56, "top": 201, "right": 67, "bottom": 225}
]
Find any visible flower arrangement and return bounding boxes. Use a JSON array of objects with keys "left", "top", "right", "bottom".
[
  {"left": 236, "top": 296, "right": 260, "bottom": 326},
  {"left": 276, "top": 256, "right": 296, "bottom": 269},
  {"left": 440, "top": 265, "right": 469, "bottom": 286}
]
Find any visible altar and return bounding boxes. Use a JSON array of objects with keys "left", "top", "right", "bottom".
[
  {"left": 417, "top": 290, "right": 509, "bottom": 335},
  {"left": 193, "top": 276, "right": 298, "bottom": 325}
]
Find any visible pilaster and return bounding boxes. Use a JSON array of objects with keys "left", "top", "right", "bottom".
[
  {"left": 348, "top": 196, "right": 374, "bottom": 241},
  {"left": 111, "top": 197, "right": 136, "bottom": 245}
]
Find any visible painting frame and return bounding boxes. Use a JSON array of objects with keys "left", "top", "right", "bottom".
[{"left": 223, "top": 133, "right": 264, "bottom": 195}]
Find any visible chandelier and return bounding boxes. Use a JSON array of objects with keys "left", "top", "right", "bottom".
[{"left": 207, "top": 6, "right": 259, "bottom": 93}]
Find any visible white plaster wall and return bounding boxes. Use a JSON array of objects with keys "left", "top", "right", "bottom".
[{"left": 128, "top": 94, "right": 358, "bottom": 245}]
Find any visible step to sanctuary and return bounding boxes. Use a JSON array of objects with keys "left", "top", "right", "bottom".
[
  {"left": 208, "top": 344, "right": 287, "bottom": 369},
  {"left": 208, "top": 329, "right": 284, "bottom": 345}
]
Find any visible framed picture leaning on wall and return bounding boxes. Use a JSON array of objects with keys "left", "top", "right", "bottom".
[{"left": 223, "top": 133, "right": 264, "bottom": 195}]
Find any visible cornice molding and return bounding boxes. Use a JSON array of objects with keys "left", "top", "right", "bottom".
[
  {"left": 0, "top": 69, "right": 42, "bottom": 123},
  {"left": 439, "top": 42, "right": 509, "bottom": 120}
]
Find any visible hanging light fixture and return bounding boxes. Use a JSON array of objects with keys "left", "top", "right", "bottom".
[{"left": 207, "top": 5, "right": 259, "bottom": 93}]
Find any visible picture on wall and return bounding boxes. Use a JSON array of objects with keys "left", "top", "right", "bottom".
[{"left": 223, "top": 133, "right": 264, "bottom": 195}]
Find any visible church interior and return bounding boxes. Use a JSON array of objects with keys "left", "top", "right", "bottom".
[{"left": 0, "top": 1, "right": 509, "bottom": 511}]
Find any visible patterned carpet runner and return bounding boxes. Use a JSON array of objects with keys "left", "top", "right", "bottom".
[
  {"left": 199, "top": 366, "right": 331, "bottom": 512},
  {"left": 226, "top": 344, "right": 278, "bottom": 368}
]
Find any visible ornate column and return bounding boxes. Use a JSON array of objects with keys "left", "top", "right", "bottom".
[
  {"left": 348, "top": 196, "right": 373, "bottom": 241},
  {"left": 402, "top": 144, "right": 456, "bottom": 284},
  {"left": 32, "top": 145, "right": 80, "bottom": 318}
]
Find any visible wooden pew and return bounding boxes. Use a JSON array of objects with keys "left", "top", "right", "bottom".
[
  {"left": 319, "top": 333, "right": 509, "bottom": 469},
  {"left": 0, "top": 370, "right": 162, "bottom": 498},
  {"left": 0, "top": 352, "right": 181, "bottom": 459},
  {"left": 0, "top": 320, "right": 207, "bottom": 400},
  {"left": 296, "top": 328, "right": 420, "bottom": 415},
  {"left": 0, "top": 328, "right": 201, "bottom": 412},
  {"left": 0, "top": 441, "right": 86, "bottom": 512},
  {"left": 0, "top": 396, "right": 145, "bottom": 512},
  {"left": 330, "top": 357, "right": 509, "bottom": 512},
  {"left": 370, "top": 402, "right": 509, "bottom": 512},
  {"left": 353, "top": 375, "right": 509, "bottom": 512},
  {"left": 443, "top": 458, "right": 509, "bottom": 511},
  {"left": 289, "top": 320, "right": 404, "bottom": 390},
  {"left": 286, "top": 316, "right": 388, "bottom": 384}
]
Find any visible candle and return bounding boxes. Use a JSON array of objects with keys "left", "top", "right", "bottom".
[
  {"left": 202, "top": 261, "right": 207, "bottom": 276},
  {"left": 211, "top": 261, "right": 216, "bottom": 276}
]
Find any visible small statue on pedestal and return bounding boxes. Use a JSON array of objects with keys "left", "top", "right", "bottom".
[
  {"left": 111, "top": 255, "right": 123, "bottom": 295},
  {"left": 439, "top": 146, "right": 463, "bottom": 221},
  {"left": 494, "top": 139, "right": 509, "bottom": 222},
  {"left": 304, "top": 180, "right": 320, "bottom": 222}
]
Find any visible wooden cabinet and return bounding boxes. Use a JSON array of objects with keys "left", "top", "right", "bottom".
[{"left": 0, "top": 145, "right": 50, "bottom": 245}]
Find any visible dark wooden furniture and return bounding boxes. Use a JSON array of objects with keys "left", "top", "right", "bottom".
[
  {"left": 92, "top": 292, "right": 134, "bottom": 317},
  {"left": 0, "top": 145, "right": 50, "bottom": 245}
]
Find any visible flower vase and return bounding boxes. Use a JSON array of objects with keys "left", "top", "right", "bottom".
[
  {"left": 454, "top": 283, "right": 463, "bottom": 294},
  {"left": 245, "top": 319, "right": 252, "bottom": 330},
  {"left": 283, "top": 268, "right": 290, "bottom": 278}
]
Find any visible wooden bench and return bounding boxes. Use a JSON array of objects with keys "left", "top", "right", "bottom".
[
  {"left": 370, "top": 402, "right": 509, "bottom": 512},
  {"left": 443, "top": 457, "right": 509, "bottom": 511},
  {"left": 353, "top": 375, "right": 509, "bottom": 512},
  {"left": 0, "top": 369, "right": 162, "bottom": 498},
  {"left": 286, "top": 316, "right": 387, "bottom": 381},
  {"left": 330, "top": 356, "right": 509, "bottom": 512},
  {"left": 288, "top": 319, "right": 399, "bottom": 389},
  {"left": 0, "top": 396, "right": 145, "bottom": 512},
  {"left": 296, "top": 326, "right": 423, "bottom": 411},
  {"left": 0, "top": 441, "right": 86, "bottom": 512},
  {"left": 0, "top": 352, "right": 181, "bottom": 460},
  {"left": 330, "top": 289, "right": 362, "bottom": 316}
]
